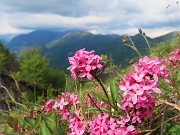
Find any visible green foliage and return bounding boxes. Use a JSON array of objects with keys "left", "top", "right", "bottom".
[
  {"left": 15, "top": 47, "right": 49, "bottom": 87},
  {"left": 13, "top": 47, "right": 66, "bottom": 92},
  {"left": 3, "top": 111, "right": 67, "bottom": 135},
  {"left": 151, "top": 41, "right": 173, "bottom": 58},
  {"left": 0, "top": 43, "right": 10, "bottom": 72},
  {"left": 164, "top": 123, "right": 180, "bottom": 135},
  {"left": 45, "top": 68, "right": 65, "bottom": 89},
  {"left": 153, "top": 31, "right": 180, "bottom": 43},
  {"left": 152, "top": 33, "right": 180, "bottom": 58},
  {"left": 0, "top": 43, "right": 19, "bottom": 73},
  {"left": 40, "top": 121, "right": 51, "bottom": 135},
  {"left": 4, "top": 125, "right": 13, "bottom": 134}
]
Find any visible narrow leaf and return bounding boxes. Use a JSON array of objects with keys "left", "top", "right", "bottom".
[
  {"left": 44, "top": 116, "right": 57, "bottom": 134},
  {"left": 24, "top": 117, "right": 35, "bottom": 126},
  {"left": 39, "top": 121, "right": 51, "bottom": 135},
  {"left": 110, "top": 80, "right": 118, "bottom": 110},
  {"left": 88, "top": 107, "right": 109, "bottom": 113},
  {"left": 34, "top": 114, "right": 42, "bottom": 129}
]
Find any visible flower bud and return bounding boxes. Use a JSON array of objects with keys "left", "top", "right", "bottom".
[
  {"left": 102, "top": 55, "right": 107, "bottom": 61},
  {"left": 143, "top": 32, "right": 146, "bottom": 36},
  {"left": 138, "top": 28, "right": 142, "bottom": 34}
]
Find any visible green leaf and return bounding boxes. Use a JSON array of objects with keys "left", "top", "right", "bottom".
[
  {"left": 18, "top": 118, "right": 24, "bottom": 127},
  {"left": 24, "top": 117, "right": 35, "bottom": 126},
  {"left": 110, "top": 80, "right": 118, "bottom": 110},
  {"left": 18, "top": 118, "right": 29, "bottom": 129},
  {"left": 121, "top": 70, "right": 127, "bottom": 76},
  {"left": 19, "top": 118, "right": 29, "bottom": 129},
  {"left": 34, "top": 114, "right": 42, "bottom": 129},
  {"left": 47, "top": 112, "right": 55, "bottom": 118},
  {"left": 169, "top": 125, "right": 180, "bottom": 135},
  {"left": 92, "top": 91, "right": 108, "bottom": 104},
  {"left": 102, "top": 55, "right": 107, "bottom": 61},
  {"left": 4, "top": 125, "right": 12, "bottom": 134},
  {"left": 44, "top": 116, "right": 57, "bottom": 134},
  {"left": 88, "top": 107, "right": 109, "bottom": 113},
  {"left": 39, "top": 121, "right": 51, "bottom": 135}
]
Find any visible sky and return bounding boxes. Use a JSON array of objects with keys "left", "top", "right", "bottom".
[{"left": 0, "top": 0, "right": 180, "bottom": 37}]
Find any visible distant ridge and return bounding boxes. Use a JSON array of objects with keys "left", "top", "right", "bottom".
[
  {"left": 153, "top": 31, "right": 180, "bottom": 43},
  {"left": 4, "top": 30, "right": 179, "bottom": 70}
]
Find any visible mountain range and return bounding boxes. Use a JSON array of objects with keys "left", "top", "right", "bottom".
[
  {"left": 0, "top": 34, "right": 17, "bottom": 45},
  {"left": 3, "top": 30, "right": 180, "bottom": 70}
]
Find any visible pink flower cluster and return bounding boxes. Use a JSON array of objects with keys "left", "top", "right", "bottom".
[
  {"left": 68, "top": 116, "right": 86, "bottom": 135},
  {"left": 42, "top": 93, "right": 139, "bottom": 134},
  {"left": 41, "top": 49, "right": 179, "bottom": 135},
  {"left": 41, "top": 92, "right": 80, "bottom": 119},
  {"left": 41, "top": 92, "right": 87, "bottom": 135},
  {"left": 119, "top": 56, "right": 169, "bottom": 125},
  {"left": 88, "top": 114, "right": 138, "bottom": 135},
  {"left": 167, "top": 49, "right": 180, "bottom": 67},
  {"left": 134, "top": 56, "right": 169, "bottom": 82},
  {"left": 67, "top": 48, "right": 103, "bottom": 80}
]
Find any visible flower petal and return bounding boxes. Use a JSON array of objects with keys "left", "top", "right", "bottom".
[{"left": 152, "top": 88, "right": 161, "bottom": 93}]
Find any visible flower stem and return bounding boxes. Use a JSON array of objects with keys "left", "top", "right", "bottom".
[
  {"left": 127, "top": 35, "right": 142, "bottom": 57},
  {"left": 143, "top": 35, "right": 152, "bottom": 54},
  {"left": 87, "top": 93, "right": 103, "bottom": 115},
  {"left": 94, "top": 76, "right": 112, "bottom": 115}
]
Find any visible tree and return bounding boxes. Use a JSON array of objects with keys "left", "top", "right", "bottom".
[
  {"left": 17, "top": 47, "right": 49, "bottom": 87},
  {"left": 0, "top": 43, "right": 19, "bottom": 73}
]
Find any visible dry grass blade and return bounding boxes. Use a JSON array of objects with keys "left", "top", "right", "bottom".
[{"left": 157, "top": 99, "right": 180, "bottom": 111}]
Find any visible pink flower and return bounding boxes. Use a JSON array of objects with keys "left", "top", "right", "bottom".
[
  {"left": 116, "top": 115, "right": 130, "bottom": 126},
  {"left": 67, "top": 48, "right": 103, "bottom": 80},
  {"left": 44, "top": 99, "right": 55, "bottom": 113},
  {"left": 58, "top": 107, "right": 70, "bottom": 119},
  {"left": 42, "top": 93, "right": 80, "bottom": 120},
  {"left": 134, "top": 56, "right": 169, "bottom": 82},
  {"left": 168, "top": 49, "right": 180, "bottom": 63},
  {"left": 40, "top": 105, "right": 45, "bottom": 111},
  {"left": 68, "top": 116, "right": 86, "bottom": 135},
  {"left": 167, "top": 49, "right": 180, "bottom": 69},
  {"left": 52, "top": 97, "right": 69, "bottom": 110},
  {"left": 62, "top": 92, "right": 80, "bottom": 105},
  {"left": 88, "top": 114, "right": 137, "bottom": 135},
  {"left": 132, "top": 112, "right": 141, "bottom": 123},
  {"left": 118, "top": 56, "right": 170, "bottom": 128},
  {"left": 88, "top": 114, "right": 110, "bottom": 135}
]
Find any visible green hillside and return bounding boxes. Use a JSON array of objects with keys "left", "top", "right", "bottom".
[{"left": 5, "top": 30, "right": 179, "bottom": 70}]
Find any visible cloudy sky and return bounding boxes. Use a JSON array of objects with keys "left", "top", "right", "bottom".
[{"left": 0, "top": 0, "right": 180, "bottom": 37}]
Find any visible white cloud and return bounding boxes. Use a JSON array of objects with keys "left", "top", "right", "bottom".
[
  {"left": 6, "top": 13, "right": 111, "bottom": 29},
  {"left": 0, "top": 0, "right": 179, "bottom": 37}
]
